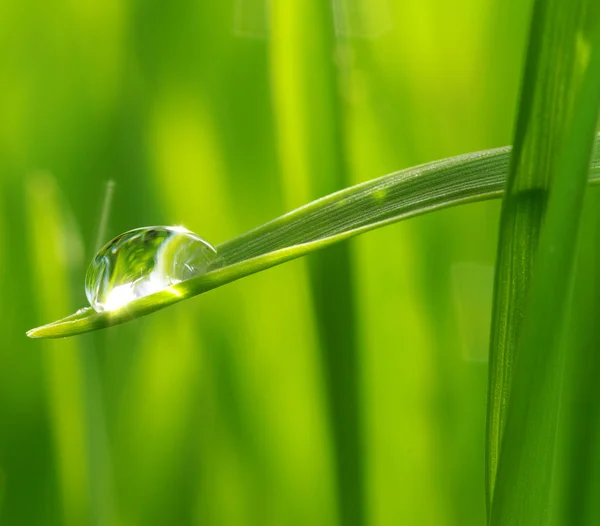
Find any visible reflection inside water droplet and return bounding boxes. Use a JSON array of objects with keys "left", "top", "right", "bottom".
[{"left": 85, "top": 226, "right": 218, "bottom": 313}]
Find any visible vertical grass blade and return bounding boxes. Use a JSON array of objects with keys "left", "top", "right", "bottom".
[
  {"left": 270, "top": 2, "right": 364, "bottom": 525},
  {"left": 559, "top": 188, "right": 600, "bottom": 525},
  {"left": 25, "top": 174, "right": 92, "bottom": 526},
  {"left": 487, "top": 0, "right": 600, "bottom": 522}
]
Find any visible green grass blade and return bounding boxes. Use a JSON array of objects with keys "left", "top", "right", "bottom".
[
  {"left": 27, "top": 137, "right": 600, "bottom": 339},
  {"left": 487, "top": 0, "right": 600, "bottom": 522},
  {"left": 559, "top": 188, "right": 600, "bottom": 525}
]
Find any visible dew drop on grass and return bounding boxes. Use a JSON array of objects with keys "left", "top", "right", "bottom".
[{"left": 85, "top": 226, "right": 218, "bottom": 313}]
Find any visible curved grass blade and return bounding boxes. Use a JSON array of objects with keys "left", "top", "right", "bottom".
[{"left": 27, "top": 136, "right": 600, "bottom": 339}]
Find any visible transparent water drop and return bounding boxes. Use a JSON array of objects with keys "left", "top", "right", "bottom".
[{"left": 85, "top": 226, "right": 218, "bottom": 313}]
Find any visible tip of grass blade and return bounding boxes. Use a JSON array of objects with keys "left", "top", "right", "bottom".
[
  {"left": 26, "top": 327, "right": 45, "bottom": 339},
  {"left": 26, "top": 307, "right": 99, "bottom": 339}
]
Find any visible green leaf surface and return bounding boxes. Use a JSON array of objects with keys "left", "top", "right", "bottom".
[
  {"left": 486, "top": 0, "right": 600, "bottom": 522},
  {"left": 558, "top": 188, "right": 600, "bottom": 526},
  {"left": 27, "top": 136, "right": 600, "bottom": 339}
]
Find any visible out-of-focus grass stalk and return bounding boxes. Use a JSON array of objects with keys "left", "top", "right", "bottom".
[
  {"left": 25, "top": 174, "right": 92, "bottom": 526},
  {"left": 93, "top": 180, "right": 115, "bottom": 256},
  {"left": 147, "top": 90, "right": 255, "bottom": 524},
  {"left": 82, "top": 181, "right": 117, "bottom": 526},
  {"left": 269, "top": 2, "right": 365, "bottom": 525},
  {"left": 487, "top": 0, "right": 600, "bottom": 522},
  {"left": 27, "top": 174, "right": 115, "bottom": 526}
]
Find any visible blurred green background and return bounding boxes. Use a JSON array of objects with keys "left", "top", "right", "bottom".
[{"left": 0, "top": 0, "right": 533, "bottom": 524}]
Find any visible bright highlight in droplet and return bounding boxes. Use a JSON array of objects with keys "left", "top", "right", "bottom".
[
  {"left": 85, "top": 226, "right": 218, "bottom": 313},
  {"left": 102, "top": 284, "right": 137, "bottom": 312}
]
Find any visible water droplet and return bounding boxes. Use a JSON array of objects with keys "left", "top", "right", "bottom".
[{"left": 85, "top": 226, "right": 218, "bottom": 313}]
